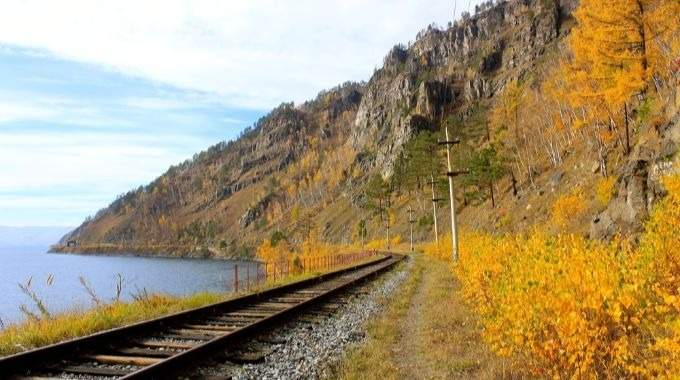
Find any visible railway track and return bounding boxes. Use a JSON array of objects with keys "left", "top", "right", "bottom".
[{"left": 1, "top": 254, "right": 403, "bottom": 379}]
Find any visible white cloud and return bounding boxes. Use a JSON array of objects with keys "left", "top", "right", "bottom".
[
  {"left": 119, "top": 97, "right": 200, "bottom": 111},
  {"left": 0, "top": 92, "right": 131, "bottom": 128},
  {"left": 0, "top": 102, "right": 57, "bottom": 123},
  {"left": 0, "top": 0, "right": 481, "bottom": 109},
  {"left": 0, "top": 132, "right": 201, "bottom": 193},
  {"left": 0, "top": 131, "right": 212, "bottom": 225}
]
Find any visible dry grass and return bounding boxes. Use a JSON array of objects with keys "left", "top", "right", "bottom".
[
  {"left": 333, "top": 254, "right": 516, "bottom": 380},
  {"left": 407, "top": 255, "right": 514, "bottom": 379},
  {"left": 0, "top": 263, "right": 351, "bottom": 357},
  {"left": 0, "top": 292, "right": 225, "bottom": 356},
  {"left": 333, "top": 258, "right": 422, "bottom": 379}
]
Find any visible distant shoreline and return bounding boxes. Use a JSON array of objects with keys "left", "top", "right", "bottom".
[{"left": 50, "top": 244, "right": 248, "bottom": 261}]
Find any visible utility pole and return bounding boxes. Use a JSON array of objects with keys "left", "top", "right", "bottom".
[
  {"left": 407, "top": 206, "right": 416, "bottom": 251},
  {"left": 360, "top": 218, "right": 366, "bottom": 249},
  {"left": 385, "top": 197, "right": 391, "bottom": 250},
  {"left": 438, "top": 126, "right": 467, "bottom": 262},
  {"left": 427, "top": 174, "right": 446, "bottom": 244}
]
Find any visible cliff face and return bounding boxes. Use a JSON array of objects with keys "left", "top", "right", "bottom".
[
  {"left": 350, "top": 0, "right": 564, "bottom": 177},
  {"left": 56, "top": 0, "right": 577, "bottom": 257}
]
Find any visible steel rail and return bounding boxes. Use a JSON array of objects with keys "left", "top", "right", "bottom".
[{"left": 1, "top": 253, "right": 403, "bottom": 379}]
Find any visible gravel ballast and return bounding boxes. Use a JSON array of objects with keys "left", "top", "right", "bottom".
[{"left": 192, "top": 257, "right": 411, "bottom": 380}]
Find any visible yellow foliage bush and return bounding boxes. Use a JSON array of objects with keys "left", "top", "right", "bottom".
[
  {"left": 595, "top": 176, "right": 616, "bottom": 206},
  {"left": 255, "top": 229, "right": 377, "bottom": 276},
  {"left": 364, "top": 235, "right": 402, "bottom": 250},
  {"left": 422, "top": 172, "right": 680, "bottom": 377},
  {"left": 551, "top": 188, "right": 586, "bottom": 228}
]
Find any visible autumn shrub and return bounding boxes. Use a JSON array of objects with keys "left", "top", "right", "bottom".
[
  {"left": 422, "top": 172, "right": 680, "bottom": 377},
  {"left": 255, "top": 229, "right": 379, "bottom": 276},
  {"left": 595, "top": 176, "right": 616, "bottom": 206},
  {"left": 420, "top": 234, "right": 452, "bottom": 261},
  {"left": 550, "top": 188, "right": 586, "bottom": 228},
  {"left": 364, "top": 235, "right": 402, "bottom": 250}
]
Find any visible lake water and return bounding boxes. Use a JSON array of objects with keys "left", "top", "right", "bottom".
[{"left": 0, "top": 246, "right": 258, "bottom": 327}]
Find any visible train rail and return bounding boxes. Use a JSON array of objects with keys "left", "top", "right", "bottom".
[{"left": 1, "top": 253, "right": 403, "bottom": 379}]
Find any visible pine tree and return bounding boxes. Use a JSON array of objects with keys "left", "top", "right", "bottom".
[{"left": 467, "top": 147, "right": 506, "bottom": 208}]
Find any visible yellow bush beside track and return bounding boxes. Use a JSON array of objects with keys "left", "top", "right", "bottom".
[{"left": 421, "top": 173, "right": 680, "bottom": 378}]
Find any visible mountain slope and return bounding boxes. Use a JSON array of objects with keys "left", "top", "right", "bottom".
[{"left": 55, "top": 0, "right": 620, "bottom": 257}]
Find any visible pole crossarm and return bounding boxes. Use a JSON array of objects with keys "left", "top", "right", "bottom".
[
  {"left": 446, "top": 170, "right": 469, "bottom": 177},
  {"left": 438, "top": 139, "right": 461, "bottom": 146}
]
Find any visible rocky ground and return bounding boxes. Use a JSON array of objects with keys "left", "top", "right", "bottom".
[{"left": 184, "top": 258, "right": 411, "bottom": 380}]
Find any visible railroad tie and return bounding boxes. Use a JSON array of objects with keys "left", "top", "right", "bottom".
[{"left": 84, "top": 354, "right": 163, "bottom": 366}]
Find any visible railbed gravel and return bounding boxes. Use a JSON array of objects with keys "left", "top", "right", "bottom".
[{"left": 192, "top": 257, "right": 411, "bottom": 380}]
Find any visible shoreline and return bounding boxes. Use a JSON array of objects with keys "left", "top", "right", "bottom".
[{"left": 49, "top": 244, "right": 251, "bottom": 261}]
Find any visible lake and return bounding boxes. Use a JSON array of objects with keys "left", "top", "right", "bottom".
[{"left": 0, "top": 246, "right": 258, "bottom": 327}]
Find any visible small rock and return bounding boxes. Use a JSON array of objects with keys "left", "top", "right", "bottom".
[{"left": 549, "top": 171, "right": 564, "bottom": 189}]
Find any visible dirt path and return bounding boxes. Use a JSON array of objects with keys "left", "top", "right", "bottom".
[
  {"left": 395, "top": 260, "right": 432, "bottom": 378},
  {"left": 334, "top": 254, "right": 515, "bottom": 380},
  {"left": 396, "top": 254, "right": 514, "bottom": 379}
]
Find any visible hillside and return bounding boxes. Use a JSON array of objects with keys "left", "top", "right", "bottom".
[{"left": 54, "top": 0, "right": 678, "bottom": 258}]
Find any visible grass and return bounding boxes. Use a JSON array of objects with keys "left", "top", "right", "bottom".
[
  {"left": 0, "top": 292, "right": 225, "bottom": 356},
  {"left": 0, "top": 256, "right": 381, "bottom": 357},
  {"left": 333, "top": 253, "right": 515, "bottom": 379},
  {"left": 332, "top": 256, "right": 423, "bottom": 379}
]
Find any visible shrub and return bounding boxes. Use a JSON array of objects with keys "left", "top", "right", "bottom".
[
  {"left": 551, "top": 189, "right": 586, "bottom": 228},
  {"left": 595, "top": 176, "right": 616, "bottom": 206},
  {"left": 421, "top": 171, "right": 680, "bottom": 377},
  {"left": 270, "top": 230, "right": 287, "bottom": 247}
]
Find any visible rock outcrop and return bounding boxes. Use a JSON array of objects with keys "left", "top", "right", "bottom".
[
  {"left": 349, "top": 0, "right": 568, "bottom": 178},
  {"left": 591, "top": 115, "right": 679, "bottom": 240}
]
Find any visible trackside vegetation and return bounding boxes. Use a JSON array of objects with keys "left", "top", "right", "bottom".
[{"left": 421, "top": 172, "right": 680, "bottom": 377}]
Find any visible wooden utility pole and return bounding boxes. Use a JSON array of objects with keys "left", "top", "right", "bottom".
[
  {"left": 385, "top": 197, "right": 391, "bottom": 250},
  {"left": 427, "top": 174, "right": 445, "bottom": 244},
  {"left": 438, "top": 126, "right": 466, "bottom": 262},
  {"left": 624, "top": 103, "right": 631, "bottom": 156},
  {"left": 360, "top": 217, "right": 366, "bottom": 249},
  {"left": 407, "top": 206, "right": 416, "bottom": 251}
]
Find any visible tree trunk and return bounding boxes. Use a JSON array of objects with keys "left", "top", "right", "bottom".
[
  {"left": 489, "top": 182, "right": 496, "bottom": 208},
  {"left": 624, "top": 103, "right": 631, "bottom": 155}
]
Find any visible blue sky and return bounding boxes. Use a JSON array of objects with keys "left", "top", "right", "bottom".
[
  {"left": 0, "top": 0, "right": 481, "bottom": 227},
  {"left": 0, "top": 46, "right": 264, "bottom": 226}
]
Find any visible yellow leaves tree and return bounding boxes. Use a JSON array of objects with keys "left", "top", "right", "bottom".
[
  {"left": 568, "top": 0, "right": 680, "bottom": 155},
  {"left": 489, "top": 80, "right": 524, "bottom": 143},
  {"left": 489, "top": 80, "right": 536, "bottom": 187}
]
